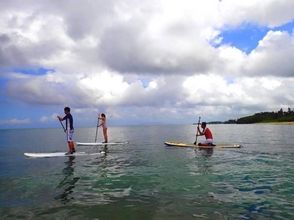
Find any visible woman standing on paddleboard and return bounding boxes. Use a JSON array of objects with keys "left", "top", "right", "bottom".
[
  {"left": 58, "top": 107, "right": 76, "bottom": 154},
  {"left": 98, "top": 113, "right": 108, "bottom": 143},
  {"left": 197, "top": 122, "right": 214, "bottom": 146}
]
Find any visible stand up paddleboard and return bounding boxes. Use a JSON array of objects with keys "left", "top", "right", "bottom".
[
  {"left": 76, "top": 141, "right": 128, "bottom": 146},
  {"left": 24, "top": 151, "right": 103, "bottom": 158},
  {"left": 164, "top": 141, "right": 242, "bottom": 149}
]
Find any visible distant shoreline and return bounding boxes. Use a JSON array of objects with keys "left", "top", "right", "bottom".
[
  {"left": 257, "top": 121, "right": 294, "bottom": 125},
  {"left": 222, "top": 108, "right": 294, "bottom": 124},
  {"left": 210, "top": 121, "right": 294, "bottom": 125}
]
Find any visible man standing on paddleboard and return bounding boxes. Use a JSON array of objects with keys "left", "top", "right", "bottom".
[
  {"left": 58, "top": 107, "right": 76, "bottom": 154},
  {"left": 196, "top": 122, "right": 214, "bottom": 146}
]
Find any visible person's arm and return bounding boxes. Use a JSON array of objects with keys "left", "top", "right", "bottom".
[
  {"left": 57, "top": 115, "right": 66, "bottom": 121},
  {"left": 197, "top": 126, "right": 204, "bottom": 136},
  {"left": 97, "top": 114, "right": 101, "bottom": 126},
  {"left": 98, "top": 118, "right": 105, "bottom": 127}
]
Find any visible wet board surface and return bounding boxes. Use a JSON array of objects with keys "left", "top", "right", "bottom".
[
  {"left": 76, "top": 141, "right": 128, "bottom": 146},
  {"left": 164, "top": 141, "right": 213, "bottom": 149},
  {"left": 164, "top": 141, "right": 242, "bottom": 148},
  {"left": 24, "top": 152, "right": 103, "bottom": 158}
]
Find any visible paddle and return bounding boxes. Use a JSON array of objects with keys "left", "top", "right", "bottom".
[
  {"left": 94, "top": 115, "right": 99, "bottom": 143},
  {"left": 194, "top": 116, "right": 201, "bottom": 145},
  {"left": 58, "top": 118, "right": 66, "bottom": 133}
]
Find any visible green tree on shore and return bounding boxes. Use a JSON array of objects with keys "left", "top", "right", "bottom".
[{"left": 224, "top": 108, "right": 294, "bottom": 124}]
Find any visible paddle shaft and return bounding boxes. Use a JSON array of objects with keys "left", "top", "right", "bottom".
[
  {"left": 94, "top": 117, "right": 99, "bottom": 142},
  {"left": 194, "top": 116, "right": 201, "bottom": 145},
  {"left": 59, "top": 119, "right": 66, "bottom": 133}
]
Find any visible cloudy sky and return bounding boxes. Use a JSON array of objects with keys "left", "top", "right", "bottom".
[{"left": 0, "top": 0, "right": 294, "bottom": 128}]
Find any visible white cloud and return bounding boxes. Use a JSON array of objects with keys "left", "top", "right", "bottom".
[
  {"left": 217, "top": 0, "right": 294, "bottom": 28},
  {"left": 1, "top": 0, "right": 294, "bottom": 76},
  {"left": 40, "top": 113, "right": 58, "bottom": 123},
  {"left": 0, "top": 118, "right": 31, "bottom": 125},
  {"left": 245, "top": 31, "right": 294, "bottom": 77},
  {"left": 216, "top": 45, "right": 247, "bottom": 75},
  {"left": 183, "top": 74, "right": 294, "bottom": 110},
  {"left": 1, "top": 0, "right": 294, "bottom": 124}
]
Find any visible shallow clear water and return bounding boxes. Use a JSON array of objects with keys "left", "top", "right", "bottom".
[{"left": 0, "top": 124, "right": 293, "bottom": 219}]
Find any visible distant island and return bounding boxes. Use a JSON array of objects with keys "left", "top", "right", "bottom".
[{"left": 211, "top": 108, "right": 294, "bottom": 124}]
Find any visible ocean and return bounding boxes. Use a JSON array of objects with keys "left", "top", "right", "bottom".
[{"left": 0, "top": 124, "right": 293, "bottom": 219}]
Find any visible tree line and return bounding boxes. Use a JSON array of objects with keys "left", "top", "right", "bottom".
[{"left": 223, "top": 108, "right": 294, "bottom": 124}]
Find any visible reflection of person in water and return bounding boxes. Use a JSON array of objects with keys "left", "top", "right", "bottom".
[
  {"left": 101, "top": 144, "right": 109, "bottom": 154},
  {"left": 194, "top": 150, "right": 214, "bottom": 174},
  {"left": 195, "top": 147, "right": 214, "bottom": 157},
  {"left": 55, "top": 156, "right": 80, "bottom": 204}
]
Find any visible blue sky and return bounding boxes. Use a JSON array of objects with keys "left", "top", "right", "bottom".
[
  {"left": 219, "top": 23, "right": 269, "bottom": 53},
  {"left": 219, "top": 22, "right": 294, "bottom": 53},
  {"left": 12, "top": 67, "right": 54, "bottom": 75},
  {"left": 0, "top": 0, "right": 294, "bottom": 129}
]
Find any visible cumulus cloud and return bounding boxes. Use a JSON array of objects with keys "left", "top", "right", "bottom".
[
  {"left": 0, "top": 118, "right": 31, "bottom": 125},
  {"left": 1, "top": 0, "right": 294, "bottom": 76},
  {"left": 245, "top": 31, "right": 294, "bottom": 77},
  {"left": 40, "top": 113, "right": 58, "bottom": 123},
  {"left": 218, "top": 0, "right": 294, "bottom": 28},
  {"left": 0, "top": 0, "right": 294, "bottom": 124},
  {"left": 183, "top": 74, "right": 294, "bottom": 110}
]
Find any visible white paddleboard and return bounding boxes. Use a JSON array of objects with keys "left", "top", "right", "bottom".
[
  {"left": 76, "top": 141, "right": 128, "bottom": 146},
  {"left": 24, "top": 151, "right": 103, "bottom": 158}
]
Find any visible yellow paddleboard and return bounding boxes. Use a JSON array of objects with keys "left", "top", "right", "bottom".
[{"left": 164, "top": 141, "right": 242, "bottom": 149}]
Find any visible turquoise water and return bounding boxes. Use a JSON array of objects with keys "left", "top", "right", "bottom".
[{"left": 0, "top": 124, "right": 293, "bottom": 219}]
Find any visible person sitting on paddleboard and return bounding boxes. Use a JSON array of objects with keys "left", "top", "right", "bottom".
[
  {"left": 57, "top": 107, "right": 76, "bottom": 154},
  {"left": 98, "top": 113, "right": 108, "bottom": 143},
  {"left": 196, "top": 122, "right": 214, "bottom": 146}
]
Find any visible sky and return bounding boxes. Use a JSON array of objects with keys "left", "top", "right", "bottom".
[{"left": 0, "top": 0, "right": 294, "bottom": 129}]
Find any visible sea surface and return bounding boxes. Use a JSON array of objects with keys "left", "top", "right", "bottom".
[{"left": 0, "top": 124, "right": 293, "bottom": 220}]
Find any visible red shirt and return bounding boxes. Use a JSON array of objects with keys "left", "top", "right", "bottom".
[{"left": 203, "top": 127, "right": 213, "bottom": 139}]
